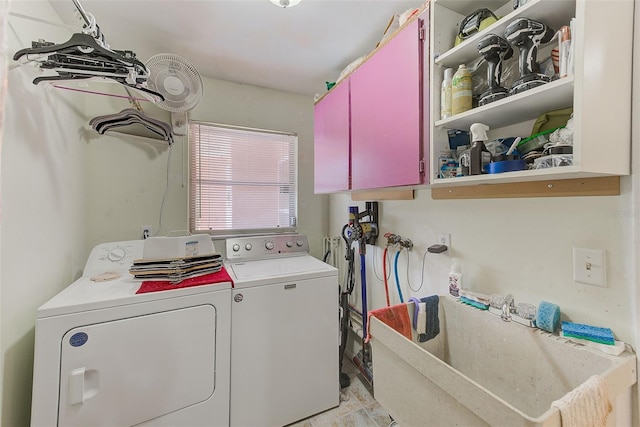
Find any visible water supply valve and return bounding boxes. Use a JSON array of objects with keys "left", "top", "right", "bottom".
[
  {"left": 399, "top": 238, "right": 414, "bottom": 251},
  {"left": 384, "top": 232, "right": 402, "bottom": 247}
]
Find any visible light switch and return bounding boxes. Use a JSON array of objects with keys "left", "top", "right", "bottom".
[{"left": 572, "top": 247, "right": 607, "bottom": 287}]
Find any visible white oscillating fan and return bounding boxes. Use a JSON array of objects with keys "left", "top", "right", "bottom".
[{"left": 145, "top": 54, "right": 204, "bottom": 135}]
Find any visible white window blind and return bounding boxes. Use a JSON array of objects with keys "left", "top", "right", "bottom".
[{"left": 189, "top": 122, "right": 298, "bottom": 235}]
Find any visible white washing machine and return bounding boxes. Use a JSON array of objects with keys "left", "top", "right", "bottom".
[
  {"left": 31, "top": 240, "right": 232, "bottom": 427},
  {"left": 225, "top": 234, "right": 339, "bottom": 427}
]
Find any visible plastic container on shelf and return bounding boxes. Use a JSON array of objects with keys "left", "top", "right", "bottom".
[
  {"left": 534, "top": 154, "right": 573, "bottom": 169},
  {"left": 451, "top": 64, "right": 472, "bottom": 115},
  {"left": 516, "top": 129, "right": 556, "bottom": 155},
  {"left": 486, "top": 159, "right": 526, "bottom": 174},
  {"left": 440, "top": 68, "right": 454, "bottom": 119}
]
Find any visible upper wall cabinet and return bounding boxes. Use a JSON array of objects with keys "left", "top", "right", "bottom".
[
  {"left": 429, "top": 0, "right": 634, "bottom": 187},
  {"left": 314, "top": 10, "right": 429, "bottom": 194},
  {"left": 350, "top": 18, "right": 424, "bottom": 190},
  {"left": 313, "top": 80, "right": 351, "bottom": 194}
]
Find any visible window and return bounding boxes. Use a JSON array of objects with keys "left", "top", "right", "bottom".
[{"left": 189, "top": 122, "right": 298, "bottom": 236}]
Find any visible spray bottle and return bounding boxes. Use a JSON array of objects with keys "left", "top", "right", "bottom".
[{"left": 469, "top": 123, "right": 491, "bottom": 175}]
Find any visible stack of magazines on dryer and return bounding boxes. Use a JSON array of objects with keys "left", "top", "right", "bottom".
[
  {"left": 130, "top": 235, "right": 222, "bottom": 284},
  {"left": 129, "top": 253, "right": 223, "bottom": 284}
]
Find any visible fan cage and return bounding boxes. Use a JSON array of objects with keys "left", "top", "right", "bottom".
[{"left": 146, "top": 54, "right": 203, "bottom": 113}]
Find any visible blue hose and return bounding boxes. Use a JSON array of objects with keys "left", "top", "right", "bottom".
[
  {"left": 394, "top": 251, "right": 404, "bottom": 303},
  {"left": 360, "top": 254, "right": 368, "bottom": 335}
]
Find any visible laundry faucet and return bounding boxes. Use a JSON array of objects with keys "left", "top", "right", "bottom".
[{"left": 501, "top": 294, "right": 515, "bottom": 321}]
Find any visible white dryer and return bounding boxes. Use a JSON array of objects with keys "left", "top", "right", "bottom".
[
  {"left": 225, "top": 234, "right": 339, "bottom": 427},
  {"left": 31, "top": 240, "right": 232, "bottom": 427}
]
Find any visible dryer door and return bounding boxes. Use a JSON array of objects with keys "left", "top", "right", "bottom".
[{"left": 58, "top": 305, "right": 216, "bottom": 426}]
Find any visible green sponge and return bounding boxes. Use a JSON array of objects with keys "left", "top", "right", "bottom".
[
  {"left": 561, "top": 321, "right": 615, "bottom": 345},
  {"left": 460, "top": 296, "right": 488, "bottom": 310}
]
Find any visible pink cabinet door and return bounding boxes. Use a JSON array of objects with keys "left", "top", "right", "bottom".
[
  {"left": 314, "top": 80, "right": 350, "bottom": 193},
  {"left": 350, "top": 19, "right": 423, "bottom": 190}
]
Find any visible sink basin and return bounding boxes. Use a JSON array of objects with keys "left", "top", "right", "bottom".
[{"left": 369, "top": 295, "right": 636, "bottom": 427}]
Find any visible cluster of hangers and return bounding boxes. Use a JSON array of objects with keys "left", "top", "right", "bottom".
[
  {"left": 12, "top": 0, "right": 174, "bottom": 144},
  {"left": 12, "top": 0, "right": 164, "bottom": 103},
  {"left": 90, "top": 88, "right": 174, "bottom": 145}
]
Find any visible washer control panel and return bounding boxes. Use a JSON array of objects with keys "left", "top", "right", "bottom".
[{"left": 225, "top": 234, "right": 309, "bottom": 260}]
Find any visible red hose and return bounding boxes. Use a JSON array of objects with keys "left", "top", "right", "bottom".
[{"left": 383, "top": 247, "right": 390, "bottom": 307}]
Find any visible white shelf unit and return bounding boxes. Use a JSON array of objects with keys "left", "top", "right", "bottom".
[
  {"left": 429, "top": 0, "right": 634, "bottom": 187},
  {"left": 434, "top": 0, "right": 576, "bottom": 69},
  {"left": 435, "top": 76, "right": 574, "bottom": 131}
]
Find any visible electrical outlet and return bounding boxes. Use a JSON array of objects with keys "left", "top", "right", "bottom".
[
  {"left": 572, "top": 247, "right": 607, "bottom": 287},
  {"left": 141, "top": 225, "right": 152, "bottom": 240},
  {"left": 438, "top": 233, "right": 451, "bottom": 249}
]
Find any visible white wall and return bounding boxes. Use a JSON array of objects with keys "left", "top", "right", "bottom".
[
  {"left": 0, "top": 1, "right": 10, "bottom": 423},
  {"left": 331, "top": 185, "right": 635, "bottom": 340},
  {"left": 2, "top": 3, "right": 87, "bottom": 425},
  {"left": 85, "top": 76, "right": 329, "bottom": 259},
  {"left": 631, "top": 0, "right": 640, "bottom": 419}
]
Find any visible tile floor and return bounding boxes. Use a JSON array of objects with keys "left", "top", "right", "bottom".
[{"left": 288, "top": 358, "right": 394, "bottom": 427}]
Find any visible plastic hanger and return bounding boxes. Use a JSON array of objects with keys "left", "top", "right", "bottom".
[
  {"left": 14, "top": 34, "right": 163, "bottom": 101},
  {"left": 13, "top": 33, "right": 146, "bottom": 70},
  {"left": 13, "top": 0, "right": 165, "bottom": 105},
  {"left": 90, "top": 88, "right": 174, "bottom": 144}
]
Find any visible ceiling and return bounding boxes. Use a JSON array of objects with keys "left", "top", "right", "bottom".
[{"left": 48, "top": 0, "right": 426, "bottom": 97}]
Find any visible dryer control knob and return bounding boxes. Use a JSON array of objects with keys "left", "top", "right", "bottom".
[
  {"left": 286, "top": 241, "right": 293, "bottom": 248},
  {"left": 265, "top": 241, "right": 274, "bottom": 250},
  {"left": 107, "top": 247, "right": 126, "bottom": 262},
  {"left": 232, "top": 244, "right": 240, "bottom": 252},
  {"left": 245, "top": 243, "right": 253, "bottom": 251},
  {"left": 296, "top": 239, "right": 304, "bottom": 247}
]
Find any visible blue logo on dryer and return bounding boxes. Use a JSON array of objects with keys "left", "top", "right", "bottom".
[{"left": 70, "top": 332, "right": 88, "bottom": 347}]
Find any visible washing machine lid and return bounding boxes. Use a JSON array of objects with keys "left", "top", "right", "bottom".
[{"left": 227, "top": 255, "right": 337, "bottom": 289}]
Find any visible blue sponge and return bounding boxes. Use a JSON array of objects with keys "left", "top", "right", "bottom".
[
  {"left": 561, "top": 321, "right": 615, "bottom": 345},
  {"left": 536, "top": 301, "right": 560, "bottom": 333}
]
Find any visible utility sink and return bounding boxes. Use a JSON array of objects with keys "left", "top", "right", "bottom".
[{"left": 369, "top": 296, "right": 636, "bottom": 427}]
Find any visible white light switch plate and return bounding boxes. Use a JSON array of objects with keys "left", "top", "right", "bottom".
[{"left": 572, "top": 247, "right": 607, "bottom": 287}]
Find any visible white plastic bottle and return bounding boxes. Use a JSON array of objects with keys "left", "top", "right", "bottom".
[
  {"left": 448, "top": 258, "right": 463, "bottom": 297},
  {"left": 440, "top": 68, "right": 454, "bottom": 119},
  {"left": 451, "top": 64, "right": 472, "bottom": 115}
]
